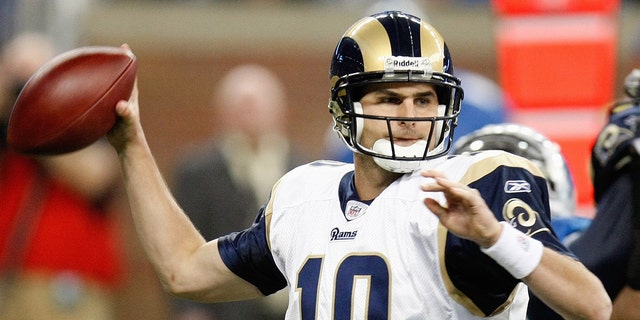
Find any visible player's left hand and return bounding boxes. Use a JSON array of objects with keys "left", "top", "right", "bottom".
[{"left": 420, "top": 170, "right": 502, "bottom": 248}]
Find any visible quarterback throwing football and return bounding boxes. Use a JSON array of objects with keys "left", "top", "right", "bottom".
[{"left": 107, "top": 11, "right": 610, "bottom": 320}]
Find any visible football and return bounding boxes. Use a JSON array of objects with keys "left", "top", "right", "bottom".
[{"left": 7, "top": 45, "right": 137, "bottom": 155}]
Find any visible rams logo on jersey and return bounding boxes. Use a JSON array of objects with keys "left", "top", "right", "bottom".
[
  {"left": 593, "top": 121, "right": 637, "bottom": 167},
  {"left": 330, "top": 227, "right": 358, "bottom": 241},
  {"left": 502, "top": 198, "right": 550, "bottom": 236}
]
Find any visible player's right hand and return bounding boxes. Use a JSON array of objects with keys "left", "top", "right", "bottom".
[
  {"left": 107, "top": 75, "right": 143, "bottom": 154},
  {"left": 420, "top": 169, "right": 503, "bottom": 248}
]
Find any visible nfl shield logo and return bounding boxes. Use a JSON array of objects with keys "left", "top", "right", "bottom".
[{"left": 345, "top": 200, "right": 368, "bottom": 221}]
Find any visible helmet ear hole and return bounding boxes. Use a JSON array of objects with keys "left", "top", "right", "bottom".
[{"left": 328, "top": 100, "right": 353, "bottom": 147}]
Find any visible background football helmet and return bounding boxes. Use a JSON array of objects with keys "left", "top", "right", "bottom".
[
  {"left": 452, "top": 123, "right": 587, "bottom": 243},
  {"left": 452, "top": 123, "right": 576, "bottom": 219},
  {"left": 328, "top": 11, "right": 464, "bottom": 173}
]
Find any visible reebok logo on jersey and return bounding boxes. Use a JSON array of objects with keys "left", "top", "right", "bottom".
[
  {"left": 504, "top": 180, "right": 531, "bottom": 193},
  {"left": 345, "top": 200, "right": 368, "bottom": 221},
  {"left": 330, "top": 227, "right": 358, "bottom": 241}
]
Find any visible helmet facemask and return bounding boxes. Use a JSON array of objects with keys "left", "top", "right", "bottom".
[{"left": 330, "top": 69, "right": 462, "bottom": 173}]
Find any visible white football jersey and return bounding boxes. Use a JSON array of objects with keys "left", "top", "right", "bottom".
[{"left": 218, "top": 151, "right": 570, "bottom": 319}]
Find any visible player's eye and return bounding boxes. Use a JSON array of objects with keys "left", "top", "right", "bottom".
[
  {"left": 380, "top": 96, "right": 403, "bottom": 104},
  {"left": 416, "top": 97, "right": 432, "bottom": 106}
]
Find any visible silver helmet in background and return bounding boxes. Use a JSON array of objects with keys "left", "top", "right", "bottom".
[{"left": 453, "top": 123, "right": 577, "bottom": 219}]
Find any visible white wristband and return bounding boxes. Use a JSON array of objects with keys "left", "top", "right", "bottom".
[{"left": 480, "top": 221, "right": 544, "bottom": 279}]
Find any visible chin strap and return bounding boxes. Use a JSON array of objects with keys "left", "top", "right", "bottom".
[
  {"left": 370, "top": 139, "right": 428, "bottom": 173},
  {"left": 373, "top": 158, "right": 424, "bottom": 173},
  {"left": 352, "top": 102, "right": 448, "bottom": 173}
]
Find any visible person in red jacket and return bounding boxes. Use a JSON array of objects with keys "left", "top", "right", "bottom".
[{"left": 0, "top": 32, "right": 125, "bottom": 320}]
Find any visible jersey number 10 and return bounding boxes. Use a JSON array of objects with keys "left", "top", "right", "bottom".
[{"left": 296, "top": 254, "right": 390, "bottom": 319}]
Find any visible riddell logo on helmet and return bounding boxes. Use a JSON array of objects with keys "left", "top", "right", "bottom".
[
  {"left": 384, "top": 56, "right": 431, "bottom": 72},
  {"left": 393, "top": 59, "right": 420, "bottom": 68}
]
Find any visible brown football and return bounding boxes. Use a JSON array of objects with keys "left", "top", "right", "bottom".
[{"left": 7, "top": 46, "right": 137, "bottom": 155}]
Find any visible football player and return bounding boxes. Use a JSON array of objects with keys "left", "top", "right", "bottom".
[
  {"left": 107, "top": 11, "right": 611, "bottom": 319},
  {"left": 568, "top": 68, "right": 640, "bottom": 319}
]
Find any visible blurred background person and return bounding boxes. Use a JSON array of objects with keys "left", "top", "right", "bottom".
[
  {"left": 0, "top": 32, "right": 125, "bottom": 320},
  {"left": 568, "top": 67, "right": 640, "bottom": 319},
  {"left": 170, "top": 63, "right": 306, "bottom": 320}
]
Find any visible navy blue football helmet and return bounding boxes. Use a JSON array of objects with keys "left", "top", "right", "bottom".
[{"left": 328, "top": 11, "right": 464, "bottom": 172}]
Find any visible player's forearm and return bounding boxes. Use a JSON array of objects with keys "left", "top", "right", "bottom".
[
  {"left": 525, "top": 249, "right": 611, "bottom": 320},
  {"left": 118, "top": 136, "right": 206, "bottom": 289}
]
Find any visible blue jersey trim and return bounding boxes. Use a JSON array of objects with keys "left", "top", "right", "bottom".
[
  {"left": 443, "top": 163, "right": 573, "bottom": 315},
  {"left": 217, "top": 207, "right": 287, "bottom": 296}
]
